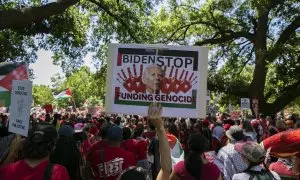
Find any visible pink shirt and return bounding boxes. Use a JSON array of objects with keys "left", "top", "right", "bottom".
[{"left": 174, "top": 161, "right": 220, "bottom": 180}]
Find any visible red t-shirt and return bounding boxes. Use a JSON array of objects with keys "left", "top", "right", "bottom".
[
  {"left": 80, "top": 139, "right": 92, "bottom": 157},
  {"left": 0, "top": 160, "right": 69, "bottom": 180},
  {"left": 121, "top": 139, "right": 138, "bottom": 155},
  {"left": 136, "top": 138, "right": 148, "bottom": 160},
  {"left": 143, "top": 131, "right": 156, "bottom": 140},
  {"left": 174, "top": 161, "right": 220, "bottom": 180},
  {"left": 86, "top": 140, "right": 109, "bottom": 161},
  {"left": 269, "top": 161, "right": 295, "bottom": 177},
  {"left": 90, "top": 146, "right": 137, "bottom": 180}
]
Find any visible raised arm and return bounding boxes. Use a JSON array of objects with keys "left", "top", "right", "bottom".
[{"left": 147, "top": 103, "right": 172, "bottom": 180}]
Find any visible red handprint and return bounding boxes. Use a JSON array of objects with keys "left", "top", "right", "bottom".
[
  {"left": 161, "top": 66, "right": 174, "bottom": 95},
  {"left": 117, "top": 64, "right": 146, "bottom": 93},
  {"left": 161, "top": 66, "right": 197, "bottom": 94},
  {"left": 178, "top": 71, "right": 197, "bottom": 93}
]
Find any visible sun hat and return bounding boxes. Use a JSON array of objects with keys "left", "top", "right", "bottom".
[
  {"left": 234, "top": 141, "right": 266, "bottom": 163},
  {"left": 226, "top": 125, "right": 245, "bottom": 141}
]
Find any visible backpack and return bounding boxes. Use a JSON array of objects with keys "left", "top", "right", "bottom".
[{"left": 244, "top": 169, "right": 275, "bottom": 180}]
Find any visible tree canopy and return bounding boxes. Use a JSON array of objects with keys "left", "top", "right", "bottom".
[{"left": 1, "top": 0, "right": 300, "bottom": 115}]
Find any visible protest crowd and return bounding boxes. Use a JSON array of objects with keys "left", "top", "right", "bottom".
[{"left": 0, "top": 103, "right": 299, "bottom": 180}]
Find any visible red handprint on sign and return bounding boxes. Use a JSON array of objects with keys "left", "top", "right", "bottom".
[
  {"left": 178, "top": 71, "right": 197, "bottom": 93},
  {"left": 117, "top": 64, "right": 146, "bottom": 93},
  {"left": 161, "top": 66, "right": 197, "bottom": 94}
]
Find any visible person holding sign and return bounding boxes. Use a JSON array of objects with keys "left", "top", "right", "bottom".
[{"left": 0, "top": 123, "right": 69, "bottom": 180}]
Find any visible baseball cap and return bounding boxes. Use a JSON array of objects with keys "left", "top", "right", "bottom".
[
  {"left": 202, "top": 119, "right": 210, "bottom": 126},
  {"left": 226, "top": 125, "right": 245, "bottom": 141},
  {"left": 234, "top": 141, "right": 266, "bottom": 163},
  {"left": 58, "top": 125, "right": 74, "bottom": 137},
  {"left": 74, "top": 123, "right": 84, "bottom": 133},
  {"left": 107, "top": 126, "right": 122, "bottom": 141},
  {"left": 224, "top": 124, "right": 231, "bottom": 131}
]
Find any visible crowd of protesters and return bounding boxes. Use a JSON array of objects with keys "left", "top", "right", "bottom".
[{"left": 0, "top": 105, "right": 300, "bottom": 180}]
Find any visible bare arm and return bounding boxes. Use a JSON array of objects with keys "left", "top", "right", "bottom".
[{"left": 147, "top": 103, "right": 172, "bottom": 180}]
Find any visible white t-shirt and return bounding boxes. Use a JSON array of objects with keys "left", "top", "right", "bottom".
[{"left": 232, "top": 166, "right": 281, "bottom": 180}]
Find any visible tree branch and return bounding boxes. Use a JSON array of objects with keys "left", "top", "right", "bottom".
[
  {"left": 0, "top": 0, "right": 78, "bottom": 30},
  {"left": 88, "top": 0, "right": 139, "bottom": 43},
  {"left": 266, "top": 15, "right": 300, "bottom": 62},
  {"left": 265, "top": 81, "right": 300, "bottom": 114},
  {"left": 195, "top": 31, "right": 254, "bottom": 46}
]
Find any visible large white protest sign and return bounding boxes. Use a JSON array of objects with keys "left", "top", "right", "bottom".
[
  {"left": 8, "top": 80, "right": 32, "bottom": 136},
  {"left": 241, "top": 98, "right": 250, "bottom": 110},
  {"left": 105, "top": 44, "right": 208, "bottom": 118}
]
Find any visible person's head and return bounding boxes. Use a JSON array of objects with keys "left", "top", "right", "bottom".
[
  {"left": 168, "top": 123, "right": 179, "bottom": 138},
  {"left": 115, "top": 116, "right": 122, "bottom": 126},
  {"left": 202, "top": 119, "right": 210, "bottom": 128},
  {"left": 122, "top": 127, "right": 132, "bottom": 140},
  {"left": 23, "top": 123, "right": 57, "bottom": 159},
  {"left": 235, "top": 141, "right": 266, "bottom": 167},
  {"left": 276, "top": 119, "right": 286, "bottom": 130},
  {"left": 133, "top": 123, "right": 144, "bottom": 139},
  {"left": 185, "top": 133, "right": 210, "bottom": 179},
  {"left": 142, "top": 65, "right": 163, "bottom": 93},
  {"left": 148, "top": 122, "right": 155, "bottom": 131},
  {"left": 193, "top": 122, "right": 202, "bottom": 134},
  {"left": 259, "top": 113, "right": 266, "bottom": 121},
  {"left": 267, "top": 126, "right": 279, "bottom": 137},
  {"left": 266, "top": 116, "right": 275, "bottom": 126},
  {"left": 107, "top": 126, "right": 123, "bottom": 146},
  {"left": 242, "top": 120, "right": 254, "bottom": 133},
  {"left": 50, "top": 136, "right": 81, "bottom": 180},
  {"left": 58, "top": 125, "right": 74, "bottom": 138},
  {"left": 45, "top": 113, "right": 51, "bottom": 122},
  {"left": 226, "top": 125, "right": 245, "bottom": 143},
  {"left": 118, "top": 167, "right": 151, "bottom": 180},
  {"left": 100, "top": 123, "right": 112, "bottom": 139}
]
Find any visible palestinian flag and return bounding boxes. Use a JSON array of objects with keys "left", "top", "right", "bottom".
[
  {"left": 54, "top": 88, "right": 73, "bottom": 100},
  {"left": 0, "top": 62, "right": 29, "bottom": 107},
  {"left": 167, "top": 132, "right": 184, "bottom": 168}
]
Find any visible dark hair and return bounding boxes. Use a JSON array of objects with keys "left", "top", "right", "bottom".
[
  {"left": 133, "top": 124, "right": 144, "bottom": 139},
  {"left": 185, "top": 133, "right": 209, "bottom": 179},
  {"left": 242, "top": 120, "right": 254, "bottom": 132},
  {"left": 45, "top": 113, "right": 51, "bottom": 122},
  {"left": 100, "top": 123, "right": 111, "bottom": 138},
  {"left": 50, "top": 136, "right": 81, "bottom": 180},
  {"left": 23, "top": 123, "right": 57, "bottom": 159},
  {"left": 168, "top": 123, "right": 179, "bottom": 138},
  {"left": 115, "top": 116, "right": 122, "bottom": 126},
  {"left": 259, "top": 113, "right": 266, "bottom": 119},
  {"left": 118, "top": 167, "right": 151, "bottom": 180},
  {"left": 0, "top": 124, "right": 8, "bottom": 138},
  {"left": 148, "top": 122, "right": 155, "bottom": 131},
  {"left": 122, "top": 127, "right": 132, "bottom": 140}
]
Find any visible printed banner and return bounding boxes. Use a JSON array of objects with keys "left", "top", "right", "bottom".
[
  {"left": 105, "top": 44, "right": 208, "bottom": 118},
  {"left": 8, "top": 80, "right": 32, "bottom": 137}
]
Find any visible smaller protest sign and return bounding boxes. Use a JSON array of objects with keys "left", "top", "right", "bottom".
[
  {"left": 8, "top": 80, "right": 32, "bottom": 137},
  {"left": 241, "top": 98, "right": 250, "bottom": 110},
  {"left": 230, "top": 111, "right": 241, "bottom": 120}
]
